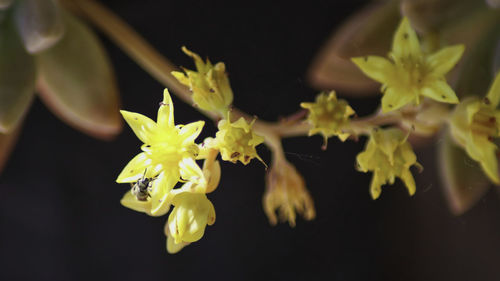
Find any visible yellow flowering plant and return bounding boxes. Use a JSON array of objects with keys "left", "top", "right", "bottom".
[{"left": 53, "top": 0, "right": 500, "bottom": 254}]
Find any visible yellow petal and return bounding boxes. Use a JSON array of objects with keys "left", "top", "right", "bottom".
[
  {"left": 381, "top": 87, "right": 416, "bottom": 112},
  {"left": 166, "top": 233, "right": 188, "bottom": 254},
  {"left": 392, "top": 17, "right": 421, "bottom": 59},
  {"left": 486, "top": 71, "right": 500, "bottom": 108},
  {"left": 171, "top": 71, "right": 190, "bottom": 86},
  {"left": 120, "top": 190, "right": 152, "bottom": 214},
  {"left": 426, "top": 45, "right": 465, "bottom": 77},
  {"left": 370, "top": 173, "right": 383, "bottom": 200},
  {"left": 351, "top": 56, "right": 394, "bottom": 84},
  {"left": 181, "top": 46, "right": 207, "bottom": 73},
  {"left": 204, "top": 159, "right": 221, "bottom": 193},
  {"left": 157, "top": 88, "right": 174, "bottom": 128},
  {"left": 372, "top": 128, "right": 401, "bottom": 165},
  {"left": 120, "top": 110, "right": 157, "bottom": 144},
  {"left": 150, "top": 171, "right": 178, "bottom": 216},
  {"left": 399, "top": 168, "right": 416, "bottom": 196},
  {"left": 179, "top": 157, "right": 206, "bottom": 192},
  {"left": 467, "top": 135, "right": 499, "bottom": 184},
  {"left": 465, "top": 100, "right": 481, "bottom": 124},
  {"left": 116, "top": 152, "right": 151, "bottom": 183},
  {"left": 179, "top": 121, "right": 204, "bottom": 146},
  {"left": 421, "top": 79, "right": 459, "bottom": 104}
]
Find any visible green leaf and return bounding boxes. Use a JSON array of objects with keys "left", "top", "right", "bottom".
[
  {"left": 308, "top": 0, "right": 401, "bottom": 96},
  {"left": 401, "top": 0, "right": 485, "bottom": 33},
  {"left": 13, "top": 0, "right": 65, "bottom": 54},
  {"left": 439, "top": 131, "right": 491, "bottom": 215},
  {"left": 0, "top": 17, "right": 36, "bottom": 133},
  {"left": 36, "top": 11, "right": 122, "bottom": 140}
]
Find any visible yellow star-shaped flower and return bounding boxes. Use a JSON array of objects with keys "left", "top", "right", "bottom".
[
  {"left": 352, "top": 17, "right": 464, "bottom": 112},
  {"left": 116, "top": 89, "right": 206, "bottom": 216},
  {"left": 300, "top": 91, "right": 355, "bottom": 146},
  {"left": 356, "top": 128, "right": 421, "bottom": 199},
  {"left": 450, "top": 72, "right": 500, "bottom": 184},
  {"left": 207, "top": 112, "right": 265, "bottom": 165}
]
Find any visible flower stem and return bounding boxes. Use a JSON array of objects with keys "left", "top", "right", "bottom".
[{"left": 65, "top": 0, "right": 290, "bottom": 151}]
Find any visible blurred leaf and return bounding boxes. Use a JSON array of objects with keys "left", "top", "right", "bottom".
[
  {"left": 0, "top": 0, "right": 13, "bottom": 10},
  {"left": 36, "top": 11, "right": 122, "bottom": 140},
  {"left": 439, "top": 9, "right": 500, "bottom": 94},
  {"left": 0, "top": 125, "right": 21, "bottom": 175},
  {"left": 308, "top": 0, "right": 401, "bottom": 96},
  {"left": 493, "top": 38, "right": 500, "bottom": 74},
  {"left": 13, "top": 0, "right": 65, "bottom": 54},
  {"left": 439, "top": 132, "right": 491, "bottom": 215},
  {"left": 0, "top": 17, "right": 36, "bottom": 133},
  {"left": 401, "top": 0, "right": 484, "bottom": 33},
  {"left": 486, "top": 0, "right": 500, "bottom": 8}
]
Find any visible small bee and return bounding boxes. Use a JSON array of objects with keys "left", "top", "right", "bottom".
[{"left": 130, "top": 169, "right": 155, "bottom": 201}]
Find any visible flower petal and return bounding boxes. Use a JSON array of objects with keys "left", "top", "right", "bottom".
[
  {"left": 157, "top": 88, "right": 174, "bottom": 128},
  {"left": 486, "top": 72, "right": 500, "bottom": 108},
  {"left": 179, "top": 121, "right": 204, "bottom": 146},
  {"left": 426, "top": 45, "right": 465, "bottom": 77},
  {"left": 116, "top": 152, "right": 151, "bottom": 183},
  {"left": 120, "top": 191, "right": 152, "bottom": 214},
  {"left": 391, "top": 17, "right": 421, "bottom": 59},
  {"left": 165, "top": 232, "right": 189, "bottom": 254},
  {"left": 179, "top": 157, "right": 206, "bottom": 192},
  {"left": 150, "top": 171, "right": 178, "bottom": 216},
  {"left": 399, "top": 168, "right": 416, "bottom": 196},
  {"left": 120, "top": 110, "right": 157, "bottom": 144},
  {"left": 466, "top": 134, "right": 499, "bottom": 184},
  {"left": 204, "top": 159, "right": 221, "bottom": 193},
  {"left": 351, "top": 56, "right": 394, "bottom": 84},
  {"left": 439, "top": 132, "right": 491, "bottom": 215},
  {"left": 13, "top": 0, "right": 64, "bottom": 54},
  {"left": 0, "top": 18, "right": 36, "bottom": 133},
  {"left": 421, "top": 79, "right": 459, "bottom": 104},
  {"left": 36, "top": 11, "right": 122, "bottom": 140},
  {"left": 381, "top": 87, "right": 416, "bottom": 112}
]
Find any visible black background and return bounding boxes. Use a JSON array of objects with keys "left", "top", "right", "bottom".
[{"left": 2, "top": 1, "right": 500, "bottom": 280}]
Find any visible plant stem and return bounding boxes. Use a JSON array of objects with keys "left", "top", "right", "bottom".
[{"left": 66, "top": 0, "right": 289, "bottom": 150}]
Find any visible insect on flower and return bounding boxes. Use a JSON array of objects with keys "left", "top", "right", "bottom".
[{"left": 130, "top": 169, "right": 156, "bottom": 201}]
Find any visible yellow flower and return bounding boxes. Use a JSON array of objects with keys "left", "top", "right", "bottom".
[
  {"left": 356, "top": 128, "right": 421, "bottom": 199},
  {"left": 209, "top": 112, "right": 265, "bottom": 165},
  {"left": 300, "top": 91, "right": 355, "bottom": 146},
  {"left": 166, "top": 192, "right": 216, "bottom": 245},
  {"left": 172, "top": 47, "right": 233, "bottom": 117},
  {"left": 352, "top": 17, "right": 464, "bottom": 112},
  {"left": 449, "top": 72, "right": 500, "bottom": 184},
  {"left": 116, "top": 89, "right": 206, "bottom": 216},
  {"left": 263, "top": 159, "right": 315, "bottom": 227}
]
